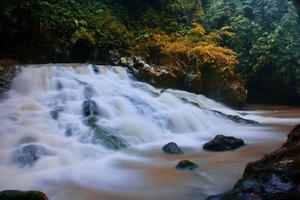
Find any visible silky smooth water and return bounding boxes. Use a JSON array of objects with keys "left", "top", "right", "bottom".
[{"left": 0, "top": 64, "right": 299, "bottom": 200}]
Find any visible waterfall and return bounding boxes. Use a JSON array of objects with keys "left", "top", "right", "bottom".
[{"left": 0, "top": 64, "right": 298, "bottom": 200}]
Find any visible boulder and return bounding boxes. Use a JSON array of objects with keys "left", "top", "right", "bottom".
[
  {"left": 176, "top": 160, "right": 198, "bottom": 171},
  {"left": 82, "top": 100, "right": 99, "bottom": 117},
  {"left": 0, "top": 190, "right": 48, "bottom": 200},
  {"left": 12, "top": 144, "right": 50, "bottom": 167},
  {"left": 162, "top": 142, "right": 184, "bottom": 155},
  {"left": 203, "top": 135, "right": 245, "bottom": 151},
  {"left": 206, "top": 124, "right": 300, "bottom": 200}
]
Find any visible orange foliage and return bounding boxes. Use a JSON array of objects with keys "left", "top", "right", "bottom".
[{"left": 133, "top": 23, "right": 238, "bottom": 71}]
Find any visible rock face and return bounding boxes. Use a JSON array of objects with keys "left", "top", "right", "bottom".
[
  {"left": 11, "top": 144, "right": 50, "bottom": 167},
  {"left": 207, "top": 124, "right": 300, "bottom": 200},
  {"left": 203, "top": 135, "right": 245, "bottom": 151},
  {"left": 0, "top": 190, "right": 49, "bottom": 200},
  {"left": 162, "top": 142, "right": 184, "bottom": 155},
  {"left": 121, "top": 56, "right": 246, "bottom": 108},
  {"left": 176, "top": 160, "right": 198, "bottom": 171}
]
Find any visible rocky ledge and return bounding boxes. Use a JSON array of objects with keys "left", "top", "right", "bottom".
[
  {"left": 0, "top": 190, "right": 49, "bottom": 200},
  {"left": 121, "top": 56, "right": 246, "bottom": 108},
  {"left": 207, "top": 124, "right": 300, "bottom": 200}
]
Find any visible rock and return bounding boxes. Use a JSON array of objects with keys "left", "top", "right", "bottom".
[
  {"left": 211, "top": 110, "right": 258, "bottom": 125},
  {"left": 50, "top": 106, "right": 64, "bottom": 120},
  {"left": 206, "top": 124, "right": 300, "bottom": 200},
  {"left": 12, "top": 144, "right": 50, "bottom": 167},
  {"left": 121, "top": 53, "right": 246, "bottom": 108},
  {"left": 65, "top": 127, "right": 73, "bottom": 137},
  {"left": 162, "top": 142, "right": 184, "bottom": 155},
  {"left": 84, "top": 86, "right": 95, "bottom": 99},
  {"left": 84, "top": 116, "right": 127, "bottom": 150},
  {"left": 226, "top": 115, "right": 258, "bottom": 125},
  {"left": 175, "top": 160, "right": 198, "bottom": 171},
  {"left": 0, "top": 190, "right": 49, "bottom": 200},
  {"left": 284, "top": 124, "right": 300, "bottom": 146},
  {"left": 203, "top": 135, "right": 245, "bottom": 151},
  {"left": 91, "top": 64, "right": 99, "bottom": 74},
  {"left": 55, "top": 81, "right": 63, "bottom": 90},
  {"left": 82, "top": 100, "right": 99, "bottom": 117}
]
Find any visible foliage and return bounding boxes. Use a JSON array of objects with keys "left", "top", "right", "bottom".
[
  {"left": 202, "top": 0, "right": 300, "bottom": 104},
  {"left": 1, "top": 0, "right": 299, "bottom": 104},
  {"left": 133, "top": 23, "right": 246, "bottom": 106}
]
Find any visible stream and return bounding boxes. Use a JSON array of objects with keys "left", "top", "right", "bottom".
[{"left": 0, "top": 64, "right": 299, "bottom": 200}]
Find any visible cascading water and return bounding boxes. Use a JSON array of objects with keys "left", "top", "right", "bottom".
[{"left": 0, "top": 64, "right": 299, "bottom": 200}]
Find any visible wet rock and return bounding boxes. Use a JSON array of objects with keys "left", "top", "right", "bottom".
[
  {"left": 65, "top": 127, "right": 73, "bottom": 137},
  {"left": 0, "top": 190, "right": 49, "bottom": 200},
  {"left": 12, "top": 144, "right": 50, "bottom": 167},
  {"left": 211, "top": 110, "right": 258, "bottom": 125},
  {"left": 91, "top": 121, "right": 127, "bottom": 150},
  {"left": 176, "top": 160, "right": 198, "bottom": 171},
  {"left": 284, "top": 124, "right": 300, "bottom": 146},
  {"left": 162, "top": 142, "right": 183, "bottom": 155},
  {"left": 92, "top": 64, "right": 99, "bottom": 74},
  {"left": 84, "top": 86, "right": 95, "bottom": 99},
  {"left": 125, "top": 55, "right": 246, "bottom": 107},
  {"left": 203, "top": 135, "right": 245, "bottom": 151},
  {"left": 207, "top": 191, "right": 263, "bottom": 200},
  {"left": 206, "top": 124, "right": 300, "bottom": 200},
  {"left": 55, "top": 81, "right": 63, "bottom": 90},
  {"left": 50, "top": 106, "right": 64, "bottom": 120},
  {"left": 82, "top": 100, "right": 99, "bottom": 117},
  {"left": 84, "top": 116, "right": 127, "bottom": 150}
]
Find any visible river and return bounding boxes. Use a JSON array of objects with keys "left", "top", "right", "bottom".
[{"left": 0, "top": 64, "right": 299, "bottom": 200}]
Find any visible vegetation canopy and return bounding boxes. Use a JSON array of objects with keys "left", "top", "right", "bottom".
[{"left": 0, "top": 0, "right": 299, "bottom": 105}]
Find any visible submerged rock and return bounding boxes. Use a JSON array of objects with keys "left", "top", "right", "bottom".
[
  {"left": 84, "top": 116, "right": 127, "bottom": 150},
  {"left": 176, "top": 160, "right": 198, "bottom": 171},
  {"left": 12, "top": 144, "right": 50, "bottom": 167},
  {"left": 206, "top": 124, "right": 300, "bottom": 200},
  {"left": 82, "top": 100, "right": 99, "bottom": 117},
  {"left": 212, "top": 110, "right": 258, "bottom": 125},
  {"left": 0, "top": 190, "right": 49, "bottom": 200},
  {"left": 203, "top": 135, "right": 245, "bottom": 151},
  {"left": 50, "top": 106, "right": 64, "bottom": 120},
  {"left": 162, "top": 142, "right": 184, "bottom": 155},
  {"left": 84, "top": 86, "right": 95, "bottom": 99}
]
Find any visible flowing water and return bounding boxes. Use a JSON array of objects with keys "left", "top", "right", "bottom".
[{"left": 0, "top": 64, "right": 299, "bottom": 200}]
